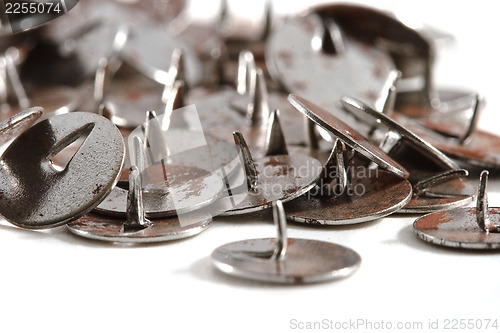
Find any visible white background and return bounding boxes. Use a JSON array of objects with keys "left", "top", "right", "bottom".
[{"left": 1, "top": 1, "right": 500, "bottom": 332}]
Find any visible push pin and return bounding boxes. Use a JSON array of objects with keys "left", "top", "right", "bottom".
[
  {"left": 96, "top": 114, "right": 224, "bottom": 218},
  {"left": 413, "top": 171, "right": 500, "bottom": 250},
  {"left": 217, "top": 124, "right": 322, "bottom": 215},
  {"left": 341, "top": 96, "right": 475, "bottom": 212},
  {"left": 266, "top": 10, "right": 399, "bottom": 119},
  {"left": 0, "top": 48, "right": 79, "bottom": 120},
  {"left": 0, "top": 112, "right": 125, "bottom": 228},
  {"left": 285, "top": 95, "right": 412, "bottom": 224},
  {"left": 284, "top": 139, "right": 413, "bottom": 225},
  {"left": 211, "top": 200, "right": 361, "bottom": 283},
  {"left": 392, "top": 107, "right": 500, "bottom": 170},
  {"left": 288, "top": 94, "right": 409, "bottom": 178},
  {"left": 67, "top": 136, "right": 212, "bottom": 243},
  {"left": 122, "top": 23, "right": 202, "bottom": 87}
]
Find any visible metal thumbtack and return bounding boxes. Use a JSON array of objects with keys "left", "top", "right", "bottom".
[
  {"left": 311, "top": 4, "right": 436, "bottom": 106},
  {"left": 288, "top": 94, "right": 409, "bottom": 179},
  {"left": 96, "top": 115, "right": 224, "bottom": 218},
  {"left": 0, "top": 48, "right": 79, "bottom": 121},
  {"left": 67, "top": 136, "right": 213, "bottom": 243},
  {"left": 122, "top": 23, "right": 202, "bottom": 86},
  {"left": 392, "top": 103, "right": 500, "bottom": 170},
  {"left": 340, "top": 96, "right": 475, "bottom": 212},
  {"left": 218, "top": 122, "right": 322, "bottom": 215},
  {"left": 413, "top": 170, "right": 500, "bottom": 250},
  {"left": 211, "top": 200, "right": 362, "bottom": 283},
  {"left": 284, "top": 138, "right": 413, "bottom": 225},
  {"left": 266, "top": 11, "right": 399, "bottom": 118},
  {"left": 0, "top": 107, "right": 43, "bottom": 147},
  {"left": 0, "top": 112, "right": 125, "bottom": 228}
]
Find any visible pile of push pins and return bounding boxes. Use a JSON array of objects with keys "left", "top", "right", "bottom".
[{"left": 1, "top": 1, "right": 500, "bottom": 284}]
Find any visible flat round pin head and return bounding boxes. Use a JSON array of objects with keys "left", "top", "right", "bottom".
[
  {"left": 285, "top": 170, "right": 412, "bottom": 225},
  {"left": 219, "top": 154, "right": 323, "bottom": 215},
  {"left": 266, "top": 11, "right": 398, "bottom": 113},
  {"left": 96, "top": 164, "right": 223, "bottom": 218},
  {"left": 0, "top": 112, "right": 125, "bottom": 228},
  {"left": 0, "top": 107, "right": 43, "bottom": 146},
  {"left": 413, "top": 208, "right": 500, "bottom": 250},
  {"left": 288, "top": 94, "right": 409, "bottom": 178},
  {"left": 67, "top": 211, "right": 211, "bottom": 243},
  {"left": 211, "top": 238, "right": 361, "bottom": 283}
]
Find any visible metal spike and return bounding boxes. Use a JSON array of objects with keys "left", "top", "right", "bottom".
[
  {"left": 368, "top": 130, "right": 401, "bottom": 170},
  {"left": 237, "top": 50, "right": 256, "bottom": 95},
  {"left": 162, "top": 80, "right": 187, "bottom": 130},
  {"left": 94, "top": 57, "right": 111, "bottom": 109},
  {"left": 261, "top": 0, "right": 273, "bottom": 40},
  {"left": 0, "top": 57, "right": 8, "bottom": 112},
  {"left": 145, "top": 110, "right": 170, "bottom": 163},
  {"left": 165, "top": 48, "right": 187, "bottom": 91},
  {"left": 97, "top": 103, "right": 112, "bottom": 120},
  {"left": 265, "top": 110, "right": 288, "bottom": 156},
  {"left": 316, "top": 139, "right": 348, "bottom": 193},
  {"left": 458, "top": 94, "right": 483, "bottom": 144},
  {"left": 476, "top": 170, "right": 494, "bottom": 232},
  {"left": 422, "top": 57, "right": 438, "bottom": 107},
  {"left": 233, "top": 131, "right": 258, "bottom": 191},
  {"left": 314, "top": 18, "right": 345, "bottom": 55},
  {"left": 382, "top": 84, "right": 397, "bottom": 116},
  {"left": 125, "top": 138, "right": 152, "bottom": 230},
  {"left": 5, "top": 48, "right": 29, "bottom": 110},
  {"left": 248, "top": 68, "right": 270, "bottom": 127},
  {"left": 413, "top": 169, "right": 469, "bottom": 197},
  {"left": 271, "top": 200, "right": 288, "bottom": 260},
  {"left": 304, "top": 117, "right": 320, "bottom": 150}
]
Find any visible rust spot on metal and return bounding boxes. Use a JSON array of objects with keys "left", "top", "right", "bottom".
[{"left": 414, "top": 210, "right": 454, "bottom": 230}]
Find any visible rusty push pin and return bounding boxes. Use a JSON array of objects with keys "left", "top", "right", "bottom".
[
  {"left": 287, "top": 94, "right": 409, "bottom": 178},
  {"left": 216, "top": 110, "right": 322, "bottom": 215},
  {"left": 67, "top": 136, "right": 213, "bottom": 243},
  {"left": 284, "top": 139, "right": 413, "bottom": 225},
  {"left": 266, "top": 10, "right": 399, "bottom": 120},
  {"left": 95, "top": 112, "right": 224, "bottom": 218},
  {"left": 340, "top": 96, "right": 475, "bottom": 212},
  {"left": 284, "top": 95, "right": 412, "bottom": 224},
  {"left": 413, "top": 171, "right": 500, "bottom": 250},
  {"left": 211, "top": 200, "right": 361, "bottom": 283},
  {"left": 0, "top": 111, "right": 125, "bottom": 228}
]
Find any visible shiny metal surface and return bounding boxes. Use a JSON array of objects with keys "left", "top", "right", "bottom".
[
  {"left": 0, "top": 107, "right": 42, "bottom": 146},
  {"left": 285, "top": 170, "right": 412, "bottom": 225},
  {"left": 212, "top": 201, "right": 361, "bottom": 283},
  {"left": 0, "top": 112, "right": 125, "bottom": 228},
  {"left": 267, "top": 11, "right": 398, "bottom": 114},
  {"left": 288, "top": 94, "right": 408, "bottom": 178}
]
